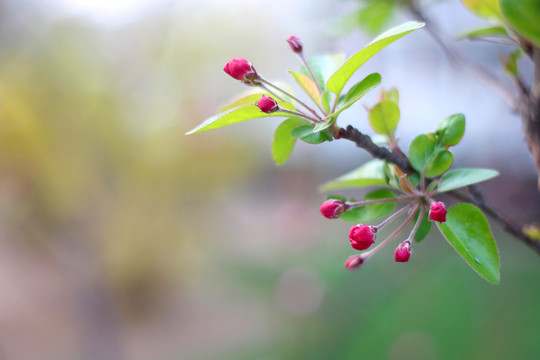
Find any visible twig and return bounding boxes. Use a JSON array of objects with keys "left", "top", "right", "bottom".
[{"left": 335, "top": 124, "right": 540, "bottom": 255}]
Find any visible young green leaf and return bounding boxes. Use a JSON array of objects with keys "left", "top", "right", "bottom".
[
  {"left": 424, "top": 149, "right": 453, "bottom": 178},
  {"left": 319, "top": 159, "right": 388, "bottom": 191},
  {"left": 272, "top": 118, "right": 305, "bottom": 165},
  {"left": 321, "top": 91, "right": 333, "bottom": 114},
  {"left": 368, "top": 101, "right": 400, "bottom": 136},
  {"left": 413, "top": 210, "right": 432, "bottom": 242},
  {"left": 409, "top": 134, "right": 436, "bottom": 173},
  {"left": 437, "top": 114, "right": 465, "bottom": 147},
  {"left": 437, "top": 168, "right": 499, "bottom": 192},
  {"left": 437, "top": 203, "right": 500, "bottom": 284},
  {"left": 331, "top": 73, "right": 381, "bottom": 118},
  {"left": 300, "top": 53, "right": 345, "bottom": 91},
  {"left": 186, "top": 102, "right": 295, "bottom": 135},
  {"left": 499, "top": 0, "right": 540, "bottom": 47},
  {"left": 501, "top": 49, "right": 522, "bottom": 78},
  {"left": 291, "top": 125, "right": 333, "bottom": 144},
  {"left": 219, "top": 93, "right": 269, "bottom": 113},
  {"left": 339, "top": 189, "right": 396, "bottom": 223},
  {"left": 457, "top": 26, "right": 509, "bottom": 40},
  {"left": 379, "top": 87, "right": 399, "bottom": 105},
  {"left": 326, "top": 21, "right": 425, "bottom": 96},
  {"left": 461, "top": 0, "right": 502, "bottom": 20},
  {"left": 289, "top": 71, "right": 321, "bottom": 106},
  {"left": 313, "top": 121, "right": 333, "bottom": 133}
]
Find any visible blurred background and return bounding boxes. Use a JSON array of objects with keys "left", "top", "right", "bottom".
[{"left": 0, "top": 0, "right": 539, "bottom": 359}]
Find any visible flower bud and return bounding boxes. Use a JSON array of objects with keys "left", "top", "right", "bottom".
[
  {"left": 394, "top": 240, "right": 412, "bottom": 263},
  {"left": 319, "top": 199, "right": 348, "bottom": 219},
  {"left": 344, "top": 255, "right": 364, "bottom": 270},
  {"left": 349, "top": 225, "right": 375, "bottom": 251},
  {"left": 223, "top": 58, "right": 258, "bottom": 83},
  {"left": 286, "top": 35, "right": 303, "bottom": 53},
  {"left": 256, "top": 95, "right": 279, "bottom": 113},
  {"left": 429, "top": 202, "right": 447, "bottom": 223}
]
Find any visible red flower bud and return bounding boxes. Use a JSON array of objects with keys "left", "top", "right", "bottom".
[
  {"left": 223, "top": 58, "right": 258, "bottom": 83},
  {"left": 394, "top": 240, "right": 412, "bottom": 263},
  {"left": 344, "top": 255, "right": 364, "bottom": 270},
  {"left": 286, "top": 35, "right": 303, "bottom": 53},
  {"left": 349, "top": 225, "right": 375, "bottom": 251},
  {"left": 319, "top": 199, "right": 348, "bottom": 219},
  {"left": 256, "top": 95, "right": 279, "bottom": 113},
  {"left": 429, "top": 202, "right": 447, "bottom": 223}
]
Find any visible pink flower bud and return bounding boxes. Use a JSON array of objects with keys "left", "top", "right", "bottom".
[
  {"left": 319, "top": 199, "right": 348, "bottom": 219},
  {"left": 429, "top": 202, "right": 447, "bottom": 223},
  {"left": 344, "top": 255, "right": 364, "bottom": 270},
  {"left": 394, "top": 240, "right": 412, "bottom": 263},
  {"left": 256, "top": 95, "right": 279, "bottom": 113},
  {"left": 349, "top": 225, "right": 375, "bottom": 251},
  {"left": 286, "top": 36, "right": 303, "bottom": 53},
  {"left": 223, "top": 58, "right": 258, "bottom": 83}
]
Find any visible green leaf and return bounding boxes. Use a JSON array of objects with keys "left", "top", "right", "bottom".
[
  {"left": 300, "top": 54, "right": 345, "bottom": 91},
  {"left": 313, "top": 121, "right": 333, "bottom": 133},
  {"left": 501, "top": 48, "right": 522, "bottom": 78},
  {"left": 272, "top": 118, "right": 305, "bottom": 166},
  {"left": 437, "top": 203, "right": 500, "bottom": 284},
  {"left": 437, "top": 113, "right": 465, "bottom": 147},
  {"left": 461, "top": 0, "right": 502, "bottom": 20},
  {"left": 424, "top": 149, "right": 453, "bottom": 178},
  {"left": 289, "top": 71, "right": 321, "bottom": 106},
  {"left": 457, "top": 26, "right": 509, "bottom": 40},
  {"left": 499, "top": 0, "right": 540, "bottom": 47},
  {"left": 437, "top": 168, "right": 499, "bottom": 192},
  {"left": 339, "top": 189, "right": 396, "bottom": 223},
  {"left": 326, "top": 21, "right": 425, "bottom": 96},
  {"left": 409, "top": 134, "right": 436, "bottom": 173},
  {"left": 186, "top": 102, "right": 295, "bottom": 135},
  {"left": 319, "top": 159, "right": 388, "bottom": 191},
  {"left": 219, "top": 92, "right": 269, "bottom": 113},
  {"left": 352, "top": 0, "right": 396, "bottom": 35},
  {"left": 413, "top": 210, "right": 432, "bottom": 242},
  {"left": 368, "top": 101, "right": 400, "bottom": 136},
  {"left": 291, "top": 125, "right": 333, "bottom": 144},
  {"left": 321, "top": 91, "right": 332, "bottom": 114},
  {"left": 330, "top": 73, "right": 381, "bottom": 118}
]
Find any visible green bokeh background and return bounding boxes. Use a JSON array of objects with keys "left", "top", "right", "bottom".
[{"left": 0, "top": 0, "right": 539, "bottom": 359}]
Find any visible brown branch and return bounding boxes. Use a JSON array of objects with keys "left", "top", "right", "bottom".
[{"left": 335, "top": 124, "right": 540, "bottom": 255}]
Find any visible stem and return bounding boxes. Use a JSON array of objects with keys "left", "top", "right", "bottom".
[
  {"left": 259, "top": 78, "right": 323, "bottom": 121},
  {"left": 278, "top": 108, "right": 321, "bottom": 124},
  {"left": 407, "top": 205, "right": 426, "bottom": 241},
  {"left": 375, "top": 202, "right": 417, "bottom": 230},
  {"left": 298, "top": 53, "right": 323, "bottom": 95},
  {"left": 363, "top": 204, "right": 419, "bottom": 260},
  {"left": 347, "top": 195, "right": 419, "bottom": 208},
  {"left": 258, "top": 83, "right": 286, "bottom": 102}
]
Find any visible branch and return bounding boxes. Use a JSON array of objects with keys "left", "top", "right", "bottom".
[
  {"left": 335, "top": 124, "right": 540, "bottom": 255},
  {"left": 334, "top": 125, "right": 414, "bottom": 174}
]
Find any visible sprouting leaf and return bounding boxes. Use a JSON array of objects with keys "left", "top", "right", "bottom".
[
  {"left": 219, "top": 92, "right": 269, "bottom": 113},
  {"left": 272, "top": 118, "right": 305, "bottom": 165},
  {"left": 501, "top": 49, "right": 522, "bottom": 78},
  {"left": 437, "top": 114, "right": 465, "bottom": 147},
  {"left": 321, "top": 91, "right": 333, "bottom": 114},
  {"left": 186, "top": 102, "right": 295, "bottom": 135},
  {"left": 331, "top": 73, "right": 381, "bottom": 118},
  {"left": 409, "top": 134, "right": 436, "bottom": 173},
  {"left": 368, "top": 101, "right": 400, "bottom": 136},
  {"left": 457, "top": 26, "right": 509, "bottom": 40},
  {"left": 379, "top": 87, "right": 399, "bottom": 105},
  {"left": 461, "top": 0, "right": 502, "bottom": 20},
  {"left": 339, "top": 189, "right": 396, "bottom": 223},
  {"left": 319, "top": 159, "right": 388, "bottom": 191},
  {"left": 291, "top": 125, "right": 333, "bottom": 144},
  {"left": 413, "top": 210, "right": 432, "bottom": 242},
  {"left": 499, "top": 0, "right": 540, "bottom": 47},
  {"left": 289, "top": 71, "right": 321, "bottom": 106},
  {"left": 437, "top": 203, "right": 500, "bottom": 284},
  {"left": 300, "top": 53, "right": 345, "bottom": 91},
  {"left": 437, "top": 168, "right": 499, "bottom": 192},
  {"left": 326, "top": 21, "right": 425, "bottom": 96}
]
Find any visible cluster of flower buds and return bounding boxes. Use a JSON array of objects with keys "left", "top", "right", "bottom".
[{"left": 319, "top": 197, "right": 447, "bottom": 270}]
